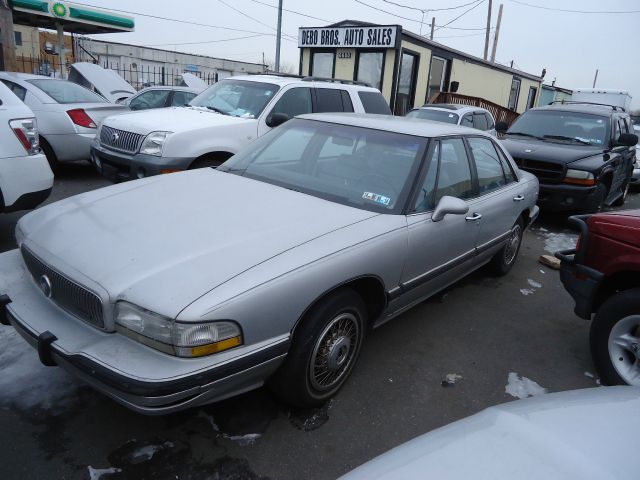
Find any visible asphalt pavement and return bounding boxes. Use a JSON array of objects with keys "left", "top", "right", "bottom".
[{"left": 1, "top": 166, "right": 638, "bottom": 480}]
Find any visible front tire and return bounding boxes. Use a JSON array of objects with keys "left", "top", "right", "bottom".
[
  {"left": 590, "top": 288, "right": 640, "bottom": 386},
  {"left": 270, "top": 289, "right": 367, "bottom": 407},
  {"left": 488, "top": 219, "right": 524, "bottom": 276},
  {"left": 584, "top": 182, "right": 607, "bottom": 213},
  {"left": 612, "top": 182, "right": 629, "bottom": 207}
]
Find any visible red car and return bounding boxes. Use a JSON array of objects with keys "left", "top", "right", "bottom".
[{"left": 556, "top": 210, "right": 640, "bottom": 386}]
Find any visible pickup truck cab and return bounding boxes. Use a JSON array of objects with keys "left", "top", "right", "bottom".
[
  {"left": 556, "top": 210, "right": 640, "bottom": 386},
  {"left": 91, "top": 74, "right": 391, "bottom": 182}
]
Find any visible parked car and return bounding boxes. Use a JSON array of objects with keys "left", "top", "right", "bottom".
[
  {"left": 68, "top": 62, "right": 137, "bottom": 103},
  {"left": 341, "top": 386, "right": 640, "bottom": 480},
  {"left": 0, "top": 72, "right": 129, "bottom": 171},
  {"left": 632, "top": 124, "right": 640, "bottom": 190},
  {"left": 498, "top": 102, "right": 638, "bottom": 212},
  {"left": 123, "top": 86, "right": 201, "bottom": 111},
  {"left": 0, "top": 114, "right": 538, "bottom": 414},
  {"left": 556, "top": 210, "right": 640, "bottom": 386},
  {"left": 90, "top": 74, "right": 392, "bottom": 182},
  {"left": 406, "top": 104, "right": 496, "bottom": 135},
  {"left": 0, "top": 82, "right": 53, "bottom": 213}
]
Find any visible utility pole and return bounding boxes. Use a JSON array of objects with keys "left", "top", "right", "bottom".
[
  {"left": 592, "top": 69, "right": 598, "bottom": 88},
  {"left": 430, "top": 17, "right": 435, "bottom": 40},
  {"left": 490, "top": 3, "right": 503, "bottom": 63},
  {"left": 275, "top": 0, "right": 283, "bottom": 72},
  {"left": 483, "top": 0, "right": 492, "bottom": 60},
  {"left": 0, "top": 0, "right": 18, "bottom": 71}
]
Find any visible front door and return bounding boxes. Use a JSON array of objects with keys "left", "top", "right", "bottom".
[{"left": 426, "top": 56, "right": 447, "bottom": 103}]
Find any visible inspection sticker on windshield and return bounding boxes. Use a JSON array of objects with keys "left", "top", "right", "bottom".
[{"left": 362, "top": 192, "right": 391, "bottom": 206}]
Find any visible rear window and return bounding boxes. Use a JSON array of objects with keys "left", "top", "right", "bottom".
[
  {"left": 26, "top": 79, "right": 107, "bottom": 104},
  {"left": 357, "top": 91, "right": 392, "bottom": 115},
  {"left": 406, "top": 109, "right": 459, "bottom": 124}
]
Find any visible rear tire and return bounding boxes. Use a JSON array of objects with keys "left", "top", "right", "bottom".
[
  {"left": 40, "top": 138, "right": 59, "bottom": 175},
  {"left": 590, "top": 288, "right": 640, "bottom": 386},
  {"left": 269, "top": 289, "right": 367, "bottom": 408},
  {"left": 488, "top": 219, "right": 524, "bottom": 276}
]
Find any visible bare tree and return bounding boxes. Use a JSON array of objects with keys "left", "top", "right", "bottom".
[{"left": 264, "top": 58, "right": 296, "bottom": 75}]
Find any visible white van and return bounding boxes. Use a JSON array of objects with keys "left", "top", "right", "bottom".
[{"left": 0, "top": 82, "right": 53, "bottom": 213}]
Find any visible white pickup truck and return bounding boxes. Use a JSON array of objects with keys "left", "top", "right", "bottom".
[{"left": 90, "top": 74, "right": 391, "bottom": 182}]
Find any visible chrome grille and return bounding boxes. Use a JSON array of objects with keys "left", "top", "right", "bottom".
[
  {"left": 512, "top": 157, "right": 565, "bottom": 183},
  {"left": 100, "top": 125, "right": 143, "bottom": 153},
  {"left": 21, "top": 246, "right": 104, "bottom": 329}
]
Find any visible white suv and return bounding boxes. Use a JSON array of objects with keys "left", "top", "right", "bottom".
[
  {"left": 0, "top": 82, "right": 53, "bottom": 213},
  {"left": 91, "top": 75, "right": 392, "bottom": 182}
]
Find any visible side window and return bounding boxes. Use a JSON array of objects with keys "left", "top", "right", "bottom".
[
  {"left": 413, "top": 141, "right": 440, "bottom": 213},
  {"left": 253, "top": 125, "right": 314, "bottom": 164},
  {"left": 468, "top": 137, "right": 507, "bottom": 194},
  {"left": 494, "top": 144, "right": 517, "bottom": 183},
  {"left": 357, "top": 91, "right": 392, "bottom": 115},
  {"left": 270, "top": 87, "right": 312, "bottom": 119},
  {"left": 315, "top": 88, "right": 344, "bottom": 113},
  {"left": 341, "top": 90, "right": 354, "bottom": 112},
  {"left": 129, "top": 90, "right": 170, "bottom": 110},
  {"left": 620, "top": 117, "right": 630, "bottom": 135},
  {"left": 171, "top": 91, "right": 197, "bottom": 107},
  {"left": 1, "top": 80, "right": 27, "bottom": 101},
  {"left": 460, "top": 114, "right": 473, "bottom": 128},
  {"left": 435, "top": 138, "right": 473, "bottom": 203},
  {"left": 473, "top": 113, "right": 489, "bottom": 131},
  {"left": 485, "top": 113, "right": 495, "bottom": 130}
]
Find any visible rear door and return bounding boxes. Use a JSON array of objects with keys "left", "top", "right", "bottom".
[{"left": 609, "top": 115, "right": 635, "bottom": 202}]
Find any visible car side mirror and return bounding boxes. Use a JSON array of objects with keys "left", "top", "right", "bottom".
[
  {"left": 495, "top": 121, "right": 509, "bottom": 133},
  {"left": 616, "top": 133, "right": 638, "bottom": 147},
  {"left": 266, "top": 112, "right": 290, "bottom": 128},
  {"left": 432, "top": 196, "right": 469, "bottom": 222}
]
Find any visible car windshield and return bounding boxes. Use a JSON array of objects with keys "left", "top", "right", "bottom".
[
  {"left": 189, "top": 79, "right": 279, "bottom": 118},
  {"left": 27, "top": 79, "right": 107, "bottom": 104},
  {"left": 507, "top": 110, "right": 610, "bottom": 146},
  {"left": 219, "top": 119, "right": 426, "bottom": 213},
  {"left": 406, "top": 109, "right": 459, "bottom": 125}
]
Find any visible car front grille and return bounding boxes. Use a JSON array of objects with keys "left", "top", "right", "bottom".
[
  {"left": 512, "top": 157, "right": 565, "bottom": 183},
  {"left": 21, "top": 246, "right": 105, "bottom": 329},
  {"left": 100, "top": 125, "right": 143, "bottom": 154}
]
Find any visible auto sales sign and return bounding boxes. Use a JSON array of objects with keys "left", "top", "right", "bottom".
[{"left": 298, "top": 26, "right": 400, "bottom": 49}]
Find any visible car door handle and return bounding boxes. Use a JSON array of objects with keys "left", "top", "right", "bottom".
[
  {"left": 513, "top": 195, "right": 525, "bottom": 202},
  {"left": 465, "top": 213, "right": 482, "bottom": 221}
]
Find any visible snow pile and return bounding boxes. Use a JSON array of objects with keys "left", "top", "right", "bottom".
[
  {"left": 224, "top": 433, "right": 261, "bottom": 446},
  {"left": 527, "top": 279, "right": 542, "bottom": 289},
  {"left": 131, "top": 441, "right": 174, "bottom": 462},
  {"left": 442, "top": 373, "right": 463, "bottom": 386},
  {"left": 505, "top": 372, "right": 547, "bottom": 399},
  {"left": 540, "top": 231, "right": 577, "bottom": 254},
  {"left": 0, "top": 327, "right": 83, "bottom": 410},
  {"left": 87, "top": 466, "right": 122, "bottom": 479}
]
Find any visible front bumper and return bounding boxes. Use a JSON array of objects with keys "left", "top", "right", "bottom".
[
  {"left": 555, "top": 215, "right": 604, "bottom": 320},
  {"left": 91, "top": 142, "right": 193, "bottom": 183},
  {"left": 0, "top": 249, "right": 288, "bottom": 414},
  {"left": 537, "top": 183, "right": 598, "bottom": 212}
]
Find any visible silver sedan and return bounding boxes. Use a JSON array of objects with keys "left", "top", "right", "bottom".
[
  {"left": 0, "top": 114, "right": 539, "bottom": 414},
  {"left": 0, "top": 72, "right": 128, "bottom": 171}
]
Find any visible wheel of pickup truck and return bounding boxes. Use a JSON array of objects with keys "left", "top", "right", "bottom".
[
  {"left": 269, "top": 288, "right": 366, "bottom": 407},
  {"left": 488, "top": 218, "right": 524, "bottom": 276},
  {"left": 590, "top": 288, "right": 640, "bottom": 386},
  {"left": 584, "top": 182, "right": 607, "bottom": 213},
  {"left": 612, "top": 182, "right": 629, "bottom": 207}
]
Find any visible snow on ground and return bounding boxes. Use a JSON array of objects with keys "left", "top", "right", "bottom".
[
  {"left": 131, "top": 442, "right": 174, "bottom": 462},
  {"left": 505, "top": 372, "right": 547, "bottom": 399},
  {"left": 87, "top": 467, "right": 122, "bottom": 480},
  {"left": 520, "top": 288, "right": 535, "bottom": 296},
  {"left": 223, "top": 433, "right": 262, "bottom": 446},
  {"left": 443, "top": 373, "right": 463, "bottom": 385},
  {"left": 0, "top": 327, "right": 83, "bottom": 411},
  {"left": 527, "top": 279, "right": 542, "bottom": 289},
  {"left": 538, "top": 230, "right": 578, "bottom": 254}
]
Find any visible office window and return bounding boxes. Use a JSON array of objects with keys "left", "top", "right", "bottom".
[
  {"left": 14, "top": 31, "right": 22, "bottom": 46},
  {"left": 311, "top": 52, "right": 334, "bottom": 78},
  {"left": 356, "top": 52, "right": 384, "bottom": 91}
]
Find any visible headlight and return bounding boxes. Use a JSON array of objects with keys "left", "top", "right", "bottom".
[
  {"left": 139, "top": 131, "right": 171, "bottom": 156},
  {"left": 563, "top": 169, "right": 596, "bottom": 186},
  {"left": 115, "top": 301, "right": 242, "bottom": 357}
]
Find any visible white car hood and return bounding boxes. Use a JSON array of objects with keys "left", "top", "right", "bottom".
[
  {"left": 102, "top": 106, "right": 252, "bottom": 135},
  {"left": 69, "top": 62, "right": 136, "bottom": 103},
  {"left": 18, "top": 169, "right": 377, "bottom": 321},
  {"left": 341, "top": 386, "right": 640, "bottom": 480},
  {"left": 181, "top": 73, "right": 207, "bottom": 91}
]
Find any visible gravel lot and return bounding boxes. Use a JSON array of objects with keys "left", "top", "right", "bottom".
[{"left": 1, "top": 165, "right": 638, "bottom": 480}]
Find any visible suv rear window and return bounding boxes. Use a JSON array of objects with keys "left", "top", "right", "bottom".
[{"left": 357, "top": 91, "right": 391, "bottom": 115}]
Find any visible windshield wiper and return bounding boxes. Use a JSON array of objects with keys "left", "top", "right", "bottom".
[
  {"left": 205, "top": 106, "right": 229, "bottom": 115},
  {"left": 543, "top": 135, "right": 591, "bottom": 145},
  {"left": 506, "top": 131, "right": 544, "bottom": 140}
]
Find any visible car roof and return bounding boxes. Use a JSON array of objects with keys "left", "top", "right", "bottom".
[
  {"left": 137, "top": 85, "right": 199, "bottom": 93},
  {"left": 297, "top": 112, "right": 492, "bottom": 138},
  {"left": 228, "top": 74, "right": 380, "bottom": 92},
  {"left": 533, "top": 103, "right": 622, "bottom": 116},
  {"left": 0, "top": 71, "right": 55, "bottom": 82},
  {"left": 415, "top": 104, "right": 491, "bottom": 115}
]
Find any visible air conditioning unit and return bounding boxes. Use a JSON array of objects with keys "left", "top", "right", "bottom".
[{"left": 43, "top": 42, "right": 57, "bottom": 54}]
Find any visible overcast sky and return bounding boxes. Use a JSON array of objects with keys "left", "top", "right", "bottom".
[{"left": 86, "top": 0, "right": 639, "bottom": 109}]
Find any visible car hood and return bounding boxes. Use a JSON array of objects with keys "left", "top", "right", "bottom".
[
  {"left": 68, "top": 62, "right": 136, "bottom": 103},
  {"left": 102, "top": 106, "right": 251, "bottom": 135},
  {"left": 18, "top": 169, "right": 378, "bottom": 323},
  {"left": 501, "top": 137, "right": 602, "bottom": 164},
  {"left": 589, "top": 209, "right": 640, "bottom": 247},
  {"left": 341, "top": 386, "right": 640, "bottom": 480},
  {"left": 180, "top": 73, "right": 207, "bottom": 91}
]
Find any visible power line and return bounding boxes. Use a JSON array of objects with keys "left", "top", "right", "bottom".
[
  {"left": 354, "top": 0, "right": 491, "bottom": 30},
  {"left": 216, "top": 0, "right": 297, "bottom": 40},
  {"left": 382, "top": 0, "right": 481, "bottom": 13},
  {"left": 510, "top": 0, "right": 640, "bottom": 14},
  {"left": 435, "top": 0, "right": 486, "bottom": 31},
  {"left": 246, "top": 0, "right": 333, "bottom": 23},
  {"left": 145, "top": 34, "right": 266, "bottom": 47}
]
